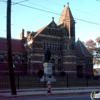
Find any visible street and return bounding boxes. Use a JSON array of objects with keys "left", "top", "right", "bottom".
[{"left": 0, "top": 94, "right": 99, "bottom": 100}]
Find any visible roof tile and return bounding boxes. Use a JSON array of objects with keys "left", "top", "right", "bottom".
[{"left": 0, "top": 38, "right": 26, "bottom": 53}]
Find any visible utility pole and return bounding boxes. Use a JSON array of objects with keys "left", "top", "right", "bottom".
[{"left": 7, "top": 0, "right": 17, "bottom": 95}]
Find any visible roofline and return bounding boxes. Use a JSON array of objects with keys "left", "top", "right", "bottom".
[
  {"left": 34, "top": 21, "right": 57, "bottom": 38},
  {"left": 76, "top": 39, "right": 93, "bottom": 57},
  {"left": 79, "top": 40, "right": 85, "bottom": 55},
  {"left": 0, "top": 37, "right": 22, "bottom": 41}
]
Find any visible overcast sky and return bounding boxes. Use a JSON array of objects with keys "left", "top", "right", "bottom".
[{"left": 0, "top": 0, "right": 100, "bottom": 42}]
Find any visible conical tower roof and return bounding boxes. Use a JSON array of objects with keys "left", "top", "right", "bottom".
[
  {"left": 58, "top": 3, "right": 75, "bottom": 26},
  {"left": 76, "top": 39, "right": 93, "bottom": 57}
]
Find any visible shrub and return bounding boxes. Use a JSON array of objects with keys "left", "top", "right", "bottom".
[
  {"left": 37, "top": 70, "right": 44, "bottom": 78},
  {"left": 60, "top": 71, "right": 66, "bottom": 77}
]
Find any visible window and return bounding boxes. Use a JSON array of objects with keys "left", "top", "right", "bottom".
[
  {"left": 49, "top": 43, "right": 51, "bottom": 50},
  {"left": 54, "top": 43, "right": 56, "bottom": 51},
  {"left": 51, "top": 43, "right": 54, "bottom": 50},
  {"left": 55, "top": 29, "right": 57, "bottom": 35},
  {"left": 49, "top": 28, "right": 51, "bottom": 35},
  {"left": 12, "top": 55, "right": 15, "bottom": 62},
  {"left": 71, "top": 43, "right": 74, "bottom": 50},
  {"left": 22, "top": 56, "right": 25, "bottom": 63},
  {"left": 58, "top": 59, "right": 61, "bottom": 71},
  {"left": 66, "top": 43, "right": 69, "bottom": 50},
  {"left": 51, "top": 58, "right": 55, "bottom": 70},
  {"left": 71, "top": 26, "right": 75, "bottom": 37},
  {"left": 57, "top": 44, "right": 59, "bottom": 51},
  {"left": 60, "top": 45, "right": 62, "bottom": 51},
  {"left": 46, "top": 42, "right": 48, "bottom": 48},
  {"left": 18, "top": 55, "right": 21, "bottom": 62},
  {"left": 43, "top": 42, "right": 45, "bottom": 50},
  {"left": 0, "top": 54, "right": 4, "bottom": 62},
  {"left": 52, "top": 29, "right": 55, "bottom": 35},
  {"left": 48, "top": 42, "right": 50, "bottom": 49}
]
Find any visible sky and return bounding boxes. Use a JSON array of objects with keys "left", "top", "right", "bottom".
[{"left": 0, "top": 0, "right": 100, "bottom": 43}]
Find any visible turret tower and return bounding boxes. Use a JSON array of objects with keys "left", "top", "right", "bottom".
[{"left": 58, "top": 3, "right": 76, "bottom": 75}]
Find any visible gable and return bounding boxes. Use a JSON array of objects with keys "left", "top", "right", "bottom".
[{"left": 34, "top": 21, "right": 59, "bottom": 39}]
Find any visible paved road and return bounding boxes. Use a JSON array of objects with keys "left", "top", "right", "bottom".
[{"left": 0, "top": 94, "right": 99, "bottom": 100}]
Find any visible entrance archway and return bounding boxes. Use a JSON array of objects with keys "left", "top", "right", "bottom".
[{"left": 76, "top": 65, "right": 84, "bottom": 78}]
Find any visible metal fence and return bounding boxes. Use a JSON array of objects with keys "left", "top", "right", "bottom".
[{"left": 0, "top": 72, "right": 100, "bottom": 90}]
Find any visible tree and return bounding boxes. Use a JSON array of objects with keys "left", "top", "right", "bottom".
[
  {"left": 96, "top": 37, "right": 100, "bottom": 45},
  {"left": 83, "top": 39, "right": 100, "bottom": 66},
  {"left": 86, "top": 39, "right": 96, "bottom": 54},
  {"left": 95, "top": 37, "right": 100, "bottom": 65}
]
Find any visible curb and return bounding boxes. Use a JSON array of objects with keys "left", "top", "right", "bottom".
[
  {"left": 0, "top": 91, "right": 91, "bottom": 99},
  {"left": 0, "top": 87, "right": 100, "bottom": 93}
]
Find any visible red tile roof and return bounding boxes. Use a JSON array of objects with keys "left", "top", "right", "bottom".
[
  {"left": 58, "top": 4, "right": 75, "bottom": 25},
  {"left": 0, "top": 38, "right": 26, "bottom": 53},
  {"left": 34, "top": 25, "right": 47, "bottom": 37}
]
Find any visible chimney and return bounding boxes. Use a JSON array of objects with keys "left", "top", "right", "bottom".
[{"left": 20, "top": 29, "right": 24, "bottom": 39}]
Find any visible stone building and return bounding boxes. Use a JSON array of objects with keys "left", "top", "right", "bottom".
[{"left": 0, "top": 4, "right": 93, "bottom": 77}]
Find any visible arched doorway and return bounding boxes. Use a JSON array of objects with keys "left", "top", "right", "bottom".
[{"left": 76, "top": 65, "right": 84, "bottom": 78}]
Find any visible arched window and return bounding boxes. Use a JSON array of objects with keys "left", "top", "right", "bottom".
[
  {"left": 18, "top": 55, "right": 21, "bottom": 62},
  {"left": 43, "top": 42, "right": 45, "bottom": 50},
  {"left": 57, "top": 44, "right": 59, "bottom": 51},
  {"left": 51, "top": 43, "right": 54, "bottom": 50},
  {"left": 49, "top": 42, "right": 51, "bottom": 50},
  {"left": 27, "top": 57, "right": 31, "bottom": 73},
  {"left": 71, "top": 43, "right": 74, "bottom": 50},
  {"left": 0, "top": 54, "right": 4, "bottom": 62},
  {"left": 28, "top": 58, "right": 31, "bottom": 63},
  {"left": 12, "top": 55, "right": 15, "bottom": 62},
  {"left": 54, "top": 43, "right": 57, "bottom": 51},
  {"left": 22, "top": 55, "right": 25, "bottom": 63},
  {"left": 71, "top": 26, "right": 75, "bottom": 37},
  {"left": 48, "top": 42, "right": 50, "bottom": 49},
  {"left": 49, "top": 28, "right": 51, "bottom": 35},
  {"left": 60, "top": 45, "right": 62, "bottom": 51},
  {"left": 66, "top": 43, "right": 69, "bottom": 50},
  {"left": 51, "top": 58, "right": 55, "bottom": 70},
  {"left": 58, "top": 59, "right": 61, "bottom": 71},
  {"left": 52, "top": 29, "right": 55, "bottom": 35},
  {"left": 46, "top": 42, "right": 48, "bottom": 48},
  {"left": 55, "top": 29, "right": 57, "bottom": 36},
  {"left": 53, "top": 43, "right": 55, "bottom": 50}
]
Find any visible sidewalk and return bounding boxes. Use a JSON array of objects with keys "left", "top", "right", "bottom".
[{"left": 0, "top": 87, "right": 100, "bottom": 98}]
